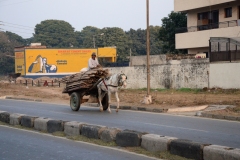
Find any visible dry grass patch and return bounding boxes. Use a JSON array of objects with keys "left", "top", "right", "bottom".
[{"left": 125, "top": 147, "right": 193, "bottom": 160}]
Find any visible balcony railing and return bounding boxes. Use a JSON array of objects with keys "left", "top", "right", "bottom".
[
  {"left": 176, "top": 20, "right": 239, "bottom": 33},
  {"left": 209, "top": 37, "right": 240, "bottom": 62},
  {"left": 210, "top": 50, "right": 240, "bottom": 62}
]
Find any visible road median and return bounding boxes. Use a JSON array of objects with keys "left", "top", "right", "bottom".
[{"left": 0, "top": 109, "right": 239, "bottom": 160}]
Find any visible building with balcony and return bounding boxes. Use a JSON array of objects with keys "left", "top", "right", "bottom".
[{"left": 175, "top": 0, "right": 240, "bottom": 57}]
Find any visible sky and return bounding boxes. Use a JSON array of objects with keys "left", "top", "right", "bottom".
[{"left": 0, "top": 0, "right": 174, "bottom": 39}]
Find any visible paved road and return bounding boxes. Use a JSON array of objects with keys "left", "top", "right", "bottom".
[
  {"left": 0, "top": 99, "right": 240, "bottom": 148},
  {"left": 0, "top": 125, "right": 156, "bottom": 160}
]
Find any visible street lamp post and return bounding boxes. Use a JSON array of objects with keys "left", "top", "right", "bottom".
[{"left": 93, "top": 33, "right": 104, "bottom": 48}]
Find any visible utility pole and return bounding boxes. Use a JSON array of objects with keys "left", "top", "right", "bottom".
[
  {"left": 93, "top": 35, "right": 96, "bottom": 48},
  {"left": 141, "top": 0, "right": 152, "bottom": 104},
  {"left": 130, "top": 48, "right": 132, "bottom": 66},
  {"left": 146, "top": 0, "right": 150, "bottom": 95},
  {"left": 93, "top": 33, "right": 104, "bottom": 48}
]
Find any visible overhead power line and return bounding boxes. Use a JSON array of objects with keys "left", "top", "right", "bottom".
[
  {"left": 0, "top": 21, "right": 78, "bottom": 37},
  {"left": 0, "top": 21, "right": 34, "bottom": 29},
  {"left": 0, "top": 0, "right": 33, "bottom": 7},
  {"left": 0, "top": 0, "right": 10, "bottom": 2},
  {"left": 2, "top": 24, "right": 34, "bottom": 31},
  {"left": 0, "top": 21, "right": 34, "bottom": 35},
  {"left": 0, "top": 28, "right": 33, "bottom": 35},
  {"left": 1, "top": 28, "right": 77, "bottom": 40}
]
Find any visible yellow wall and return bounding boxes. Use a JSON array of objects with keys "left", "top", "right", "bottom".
[
  {"left": 97, "top": 47, "right": 117, "bottom": 62},
  {"left": 15, "top": 52, "right": 25, "bottom": 75},
  {"left": 25, "top": 49, "right": 97, "bottom": 75}
]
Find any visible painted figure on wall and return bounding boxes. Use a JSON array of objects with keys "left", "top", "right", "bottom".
[{"left": 28, "top": 55, "right": 57, "bottom": 73}]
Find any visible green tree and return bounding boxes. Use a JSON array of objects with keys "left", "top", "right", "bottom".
[
  {"left": 126, "top": 26, "right": 162, "bottom": 56},
  {"left": 100, "top": 27, "right": 131, "bottom": 62},
  {"left": 149, "top": 26, "right": 162, "bottom": 55},
  {"left": 76, "top": 26, "right": 131, "bottom": 63},
  {"left": 75, "top": 26, "right": 101, "bottom": 48},
  {"left": 126, "top": 28, "right": 146, "bottom": 56},
  {"left": 6, "top": 31, "right": 26, "bottom": 46},
  {"left": 158, "top": 11, "right": 187, "bottom": 54},
  {"left": 25, "top": 37, "right": 34, "bottom": 46},
  {"left": 0, "top": 32, "right": 24, "bottom": 74},
  {"left": 34, "top": 20, "right": 77, "bottom": 48}
]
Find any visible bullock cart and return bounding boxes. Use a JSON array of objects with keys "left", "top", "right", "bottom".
[{"left": 61, "top": 68, "right": 109, "bottom": 111}]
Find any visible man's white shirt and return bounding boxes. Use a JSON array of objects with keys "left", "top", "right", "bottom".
[{"left": 88, "top": 58, "right": 99, "bottom": 70}]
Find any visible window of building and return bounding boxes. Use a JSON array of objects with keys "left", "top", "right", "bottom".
[
  {"left": 225, "top": 7, "right": 232, "bottom": 18},
  {"left": 197, "top": 10, "right": 219, "bottom": 30},
  {"left": 198, "top": 12, "right": 208, "bottom": 20}
]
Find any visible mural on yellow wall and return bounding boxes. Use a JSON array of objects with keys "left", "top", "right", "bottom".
[
  {"left": 28, "top": 55, "right": 57, "bottom": 73},
  {"left": 25, "top": 49, "right": 97, "bottom": 75}
]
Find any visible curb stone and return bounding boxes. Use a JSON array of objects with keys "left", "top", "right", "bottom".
[
  {"left": 201, "top": 111, "right": 240, "bottom": 122},
  {"left": 204, "top": 145, "right": 240, "bottom": 160},
  {"left": 0, "top": 111, "right": 10, "bottom": 123},
  {"left": 169, "top": 139, "right": 210, "bottom": 160},
  {"left": 0, "top": 110, "right": 240, "bottom": 160},
  {"left": 4, "top": 96, "right": 42, "bottom": 102},
  {"left": 21, "top": 116, "right": 38, "bottom": 128},
  {"left": 81, "top": 124, "right": 107, "bottom": 139},
  {"left": 34, "top": 117, "right": 52, "bottom": 131},
  {"left": 10, "top": 113, "right": 25, "bottom": 125},
  {"left": 212, "top": 114, "right": 225, "bottom": 119},
  {"left": 64, "top": 121, "right": 85, "bottom": 136},
  {"left": 201, "top": 112, "right": 213, "bottom": 118},
  {"left": 141, "top": 134, "right": 177, "bottom": 152},
  {"left": 238, "top": 117, "right": 240, "bottom": 121},
  {"left": 116, "top": 129, "right": 147, "bottom": 147},
  {"left": 137, "top": 107, "right": 147, "bottom": 111},
  {"left": 120, "top": 106, "right": 131, "bottom": 110},
  {"left": 99, "top": 127, "right": 121, "bottom": 142},
  {"left": 224, "top": 116, "right": 238, "bottom": 121},
  {"left": 47, "top": 120, "right": 64, "bottom": 133},
  {"left": 86, "top": 103, "right": 169, "bottom": 113}
]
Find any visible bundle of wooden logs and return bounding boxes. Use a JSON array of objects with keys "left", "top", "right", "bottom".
[{"left": 61, "top": 68, "right": 109, "bottom": 93}]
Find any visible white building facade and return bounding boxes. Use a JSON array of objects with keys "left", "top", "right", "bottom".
[{"left": 175, "top": 0, "right": 240, "bottom": 55}]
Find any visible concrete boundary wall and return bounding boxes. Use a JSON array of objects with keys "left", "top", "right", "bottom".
[
  {"left": 107, "top": 58, "right": 209, "bottom": 89},
  {"left": 108, "top": 56, "right": 240, "bottom": 89},
  {"left": 209, "top": 62, "right": 240, "bottom": 89},
  {"left": 1, "top": 110, "right": 240, "bottom": 160}
]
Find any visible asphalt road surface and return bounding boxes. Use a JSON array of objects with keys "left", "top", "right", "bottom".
[
  {"left": 0, "top": 125, "right": 156, "bottom": 160},
  {"left": 0, "top": 99, "right": 240, "bottom": 148}
]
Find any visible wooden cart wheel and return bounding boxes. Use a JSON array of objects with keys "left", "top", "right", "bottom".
[
  {"left": 70, "top": 92, "right": 81, "bottom": 111},
  {"left": 102, "top": 93, "right": 109, "bottom": 111}
]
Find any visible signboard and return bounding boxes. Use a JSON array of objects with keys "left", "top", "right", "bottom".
[{"left": 25, "top": 49, "right": 97, "bottom": 76}]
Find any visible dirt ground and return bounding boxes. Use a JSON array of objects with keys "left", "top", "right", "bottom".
[{"left": 0, "top": 82, "right": 240, "bottom": 116}]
